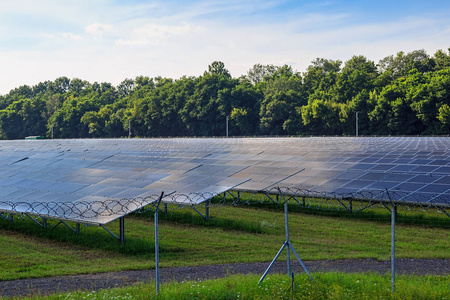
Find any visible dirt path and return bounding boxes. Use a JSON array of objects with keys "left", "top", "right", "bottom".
[{"left": 1, "top": 258, "right": 449, "bottom": 298}]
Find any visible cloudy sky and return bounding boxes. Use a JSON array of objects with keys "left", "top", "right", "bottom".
[{"left": 1, "top": 0, "right": 449, "bottom": 95}]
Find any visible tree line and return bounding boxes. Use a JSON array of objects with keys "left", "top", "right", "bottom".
[{"left": 1, "top": 49, "right": 449, "bottom": 140}]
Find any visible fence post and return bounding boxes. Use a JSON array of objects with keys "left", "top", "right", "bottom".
[
  {"left": 391, "top": 204, "right": 396, "bottom": 294},
  {"left": 154, "top": 192, "right": 164, "bottom": 295},
  {"left": 155, "top": 207, "right": 160, "bottom": 294},
  {"left": 285, "top": 201, "right": 291, "bottom": 276}
]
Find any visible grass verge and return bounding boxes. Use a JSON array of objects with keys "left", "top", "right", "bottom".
[{"left": 9, "top": 273, "right": 450, "bottom": 300}]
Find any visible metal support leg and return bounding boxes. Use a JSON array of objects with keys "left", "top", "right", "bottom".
[
  {"left": 25, "top": 213, "right": 45, "bottom": 227},
  {"left": 164, "top": 203, "right": 168, "bottom": 215},
  {"left": 119, "top": 217, "right": 125, "bottom": 245},
  {"left": 43, "top": 218, "right": 48, "bottom": 228},
  {"left": 76, "top": 223, "right": 81, "bottom": 235},
  {"left": 259, "top": 242, "right": 287, "bottom": 284},
  {"left": 206, "top": 200, "right": 210, "bottom": 221},
  {"left": 289, "top": 241, "right": 314, "bottom": 280},
  {"left": 259, "top": 197, "right": 314, "bottom": 284}
]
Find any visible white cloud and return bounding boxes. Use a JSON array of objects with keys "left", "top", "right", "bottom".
[
  {"left": 85, "top": 23, "right": 113, "bottom": 37},
  {"left": 38, "top": 33, "right": 55, "bottom": 39},
  {"left": 116, "top": 22, "right": 205, "bottom": 46},
  {"left": 62, "top": 32, "right": 83, "bottom": 40}
]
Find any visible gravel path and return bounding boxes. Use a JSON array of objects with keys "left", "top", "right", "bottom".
[{"left": 0, "top": 259, "right": 449, "bottom": 298}]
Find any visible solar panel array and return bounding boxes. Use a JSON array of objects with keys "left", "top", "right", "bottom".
[{"left": 0, "top": 137, "right": 449, "bottom": 225}]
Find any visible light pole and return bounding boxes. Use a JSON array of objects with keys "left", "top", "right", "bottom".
[
  {"left": 356, "top": 112, "right": 359, "bottom": 137},
  {"left": 226, "top": 116, "right": 229, "bottom": 138},
  {"left": 128, "top": 119, "right": 131, "bottom": 138}
]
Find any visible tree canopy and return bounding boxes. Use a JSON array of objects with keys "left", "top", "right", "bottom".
[{"left": 1, "top": 50, "right": 450, "bottom": 140}]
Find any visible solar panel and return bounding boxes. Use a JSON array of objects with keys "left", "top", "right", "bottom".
[{"left": 0, "top": 137, "right": 450, "bottom": 226}]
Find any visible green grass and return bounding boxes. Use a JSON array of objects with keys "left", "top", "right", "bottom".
[
  {"left": 0, "top": 203, "right": 449, "bottom": 282},
  {"left": 9, "top": 273, "right": 450, "bottom": 300}
]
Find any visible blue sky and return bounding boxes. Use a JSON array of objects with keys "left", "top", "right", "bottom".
[{"left": 1, "top": 0, "right": 449, "bottom": 95}]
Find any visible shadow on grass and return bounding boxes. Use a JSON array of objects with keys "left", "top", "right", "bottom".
[
  {"left": 222, "top": 198, "right": 450, "bottom": 229},
  {"left": 133, "top": 209, "right": 265, "bottom": 234},
  {"left": 0, "top": 217, "right": 184, "bottom": 256}
]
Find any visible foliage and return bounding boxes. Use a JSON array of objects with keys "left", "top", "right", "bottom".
[{"left": 1, "top": 48, "right": 450, "bottom": 139}]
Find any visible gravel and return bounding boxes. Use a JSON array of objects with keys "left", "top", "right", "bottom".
[{"left": 0, "top": 258, "right": 449, "bottom": 298}]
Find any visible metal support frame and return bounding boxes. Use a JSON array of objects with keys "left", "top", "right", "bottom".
[
  {"left": 98, "top": 216, "right": 126, "bottom": 244},
  {"left": 24, "top": 213, "right": 46, "bottom": 227},
  {"left": 191, "top": 200, "right": 210, "bottom": 220},
  {"left": 119, "top": 217, "right": 125, "bottom": 244},
  {"left": 259, "top": 189, "right": 314, "bottom": 284},
  {"left": 51, "top": 220, "right": 81, "bottom": 235},
  {"left": 0, "top": 212, "right": 14, "bottom": 222},
  {"left": 100, "top": 224, "right": 120, "bottom": 240},
  {"left": 222, "top": 190, "right": 241, "bottom": 203},
  {"left": 263, "top": 191, "right": 279, "bottom": 204},
  {"left": 439, "top": 207, "right": 450, "bottom": 217}
]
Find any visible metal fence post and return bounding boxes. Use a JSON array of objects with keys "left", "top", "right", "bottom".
[
  {"left": 154, "top": 192, "right": 164, "bottom": 295},
  {"left": 285, "top": 201, "right": 291, "bottom": 276},
  {"left": 155, "top": 207, "right": 160, "bottom": 295},
  {"left": 391, "top": 204, "right": 396, "bottom": 294}
]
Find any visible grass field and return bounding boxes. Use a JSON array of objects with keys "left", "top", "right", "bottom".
[{"left": 0, "top": 200, "right": 449, "bottom": 283}]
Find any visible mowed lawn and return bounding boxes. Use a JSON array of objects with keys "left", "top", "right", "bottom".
[{"left": 0, "top": 204, "right": 449, "bottom": 281}]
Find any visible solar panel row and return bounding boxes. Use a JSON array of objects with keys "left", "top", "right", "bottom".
[{"left": 0, "top": 137, "right": 449, "bottom": 225}]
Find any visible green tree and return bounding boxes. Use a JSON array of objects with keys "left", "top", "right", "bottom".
[
  {"left": 336, "top": 55, "right": 378, "bottom": 103},
  {"left": 260, "top": 67, "right": 305, "bottom": 135},
  {"left": 181, "top": 63, "right": 237, "bottom": 136},
  {"left": 0, "top": 98, "right": 46, "bottom": 139},
  {"left": 205, "top": 61, "right": 231, "bottom": 78},
  {"left": 378, "top": 49, "right": 435, "bottom": 78}
]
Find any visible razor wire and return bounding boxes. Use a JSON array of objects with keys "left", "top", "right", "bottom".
[
  {"left": 0, "top": 195, "right": 162, "bottom": 222},
  {"left": 0, "top": 187, "right": 449, "bottom": 223},
  {"left": 156, "top": 187, "right": 450, "bottom": 218}
]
